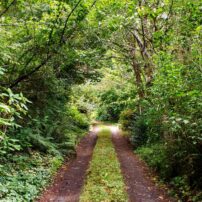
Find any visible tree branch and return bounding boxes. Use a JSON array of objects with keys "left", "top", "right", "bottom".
[
  {"left": 131, "top": 30, "right": 151, "bottom": 59},
  {"left": 59, "top": 0, "right": 83, "bottom": 44},
  {"left": 0, "top": 0, "right": 17, "bottom": 18},
  {"left": 9, "top": 0, "right": 98, "bottom": 89},
  {"left": 10, "top": 55, "right": 52, "bottom": 88}
]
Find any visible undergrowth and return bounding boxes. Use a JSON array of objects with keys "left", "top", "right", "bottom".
[
  {"left": 0, "top": 151, "right": 63, "bottom": 202},
  {"left": 136, "top": 144, "right": 202, "bottom": 202}
]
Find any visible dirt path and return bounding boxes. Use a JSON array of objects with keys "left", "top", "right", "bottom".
[
  {"left": 111, "top": 126, "right": 173, "bottom": 202},
  {"left": 37, "top": 125, "right": 173, "bottom": 202},
  {"left": 37, "top": 130, "right": 97, "bottom": 202}
]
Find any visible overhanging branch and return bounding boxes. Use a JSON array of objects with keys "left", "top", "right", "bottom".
[{"left": 0, "top": 0, "right": 17, "bottom": 18}]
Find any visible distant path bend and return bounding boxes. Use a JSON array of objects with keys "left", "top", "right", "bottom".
[{"left": 111, "top": 126, "right": 174, "bottom": 202}]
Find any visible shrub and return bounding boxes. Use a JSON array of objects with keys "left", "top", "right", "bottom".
[
  {"left": 119, "top": 109, "right": 136, "bottom": 131},
  {"left": 49, "top": 156, "right": 64, "bottom": 175},
  {"left": 136, "top": 143, "right": 202, "bottom": 201},
  {"left": 119, "top": 109, "right": 148, "bottom": 147},
  {"left": 96, "top": 87, "right": 136, "bottom": 122},
  {"left": 136, "top": 143, "right": 172, "bottom": 179},
  {"left": 0, "top": 86, "right": 30, "bottom": 156},
  {"left": 13, "top": 104, "right": 89, "bottom": 156}
]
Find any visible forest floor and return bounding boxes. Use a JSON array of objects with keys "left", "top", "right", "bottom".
[{"left": 37, "top": 124, "right": 174, "bottom": 202}]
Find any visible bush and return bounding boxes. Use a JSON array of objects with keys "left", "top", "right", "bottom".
[
  {"left": 0, "top": 86, "right": 29, "bottom": 156},
  {"left": 119, "top": 109, "right": 136, "bottom": 131},
  {"left": 136, "top": 143, "right": 172, "bottom": 179},
  {"left": 49, "top": 156, "right": 64, "bottom": 175},
  {"left": 68, "top": 106, "right": 89, "bottom": 130},
  {"left": 14, "top": 104, "right": 89, "bottom": 156},
  {"left": 96, "top": 87, "right": 136, "bottom": 122},
  {"left": 119, "top": 109, "right": 148, "bottom": 147},
  {"left": 136, "top": 142, "right": 202, "bottom": 201}
]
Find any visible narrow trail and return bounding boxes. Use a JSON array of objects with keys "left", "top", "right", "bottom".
[{"left": 37, "top": 125, "right": 173, "bottom": 202}]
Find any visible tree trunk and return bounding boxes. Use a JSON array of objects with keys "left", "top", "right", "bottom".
[{"left": 132, "top": 60, "right": 144, "bottom": 99}]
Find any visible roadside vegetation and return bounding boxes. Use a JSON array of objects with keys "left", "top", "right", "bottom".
[
  {"left": 0, "top": 152, "right": 63, "bottom": 201},
  {"left": 80, "top": 127, "right": 128, "bottom": 202}
]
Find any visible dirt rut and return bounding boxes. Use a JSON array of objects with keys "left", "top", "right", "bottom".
[
  {"left": 111, "top": 127, "right": 174, "bottom": 202},
  {"left": 37, "top": 131, "right": 97, "bottom": 202}
]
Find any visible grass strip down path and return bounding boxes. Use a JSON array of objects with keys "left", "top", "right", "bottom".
[{"left": 80, "top": 126, "right": 128, "bottom": 202}]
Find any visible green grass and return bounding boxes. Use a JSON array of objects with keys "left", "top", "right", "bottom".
[{"left": 80, "top": 126, "right": 128, "bottom": 202}]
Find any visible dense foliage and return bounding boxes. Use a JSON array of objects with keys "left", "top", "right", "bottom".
[
  {"left": 0, "top": 0, "right": 98, "bottom": 200},
  {"left": 76, "top": 0, "right": 202, "bottom": 201},
  {"left": 0, "top": 0, "right": 201, "bottom": 201}
]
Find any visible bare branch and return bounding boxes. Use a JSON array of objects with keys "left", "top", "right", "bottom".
[{"left": 131, "top": 31, "right": 151, "bottom": 59}]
